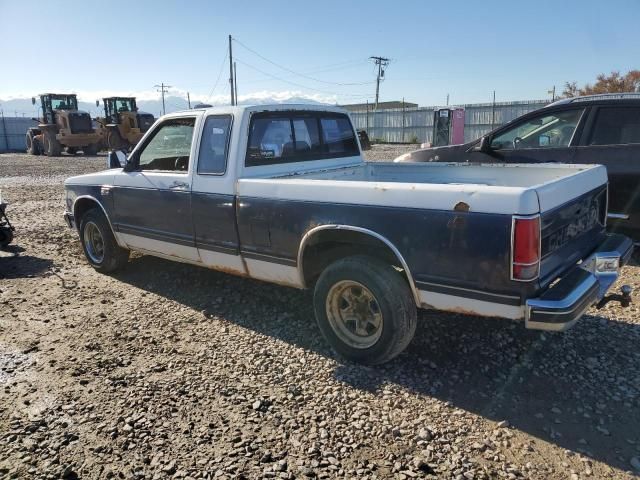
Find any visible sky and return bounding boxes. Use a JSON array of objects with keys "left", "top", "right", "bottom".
[{"left": 0, "top": 0, "right": 638, "bottom": 112}]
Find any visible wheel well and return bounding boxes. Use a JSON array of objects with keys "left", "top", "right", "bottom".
[
  {"left": 73, "top": 198, "right": 103, "bottom": 230},
  {"left": 300, "top": 229, "right": 414, "bottom": 292}
]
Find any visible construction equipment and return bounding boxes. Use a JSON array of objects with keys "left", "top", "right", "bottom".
[
  {"left": 95, "top": 97, "right": 155, "bottom": 150},
  {"left": 26, "top": 94, "right": 101, "bottom": 156},
  {"left": 0, "top": 192, "right": 14, "bottom": 249}
]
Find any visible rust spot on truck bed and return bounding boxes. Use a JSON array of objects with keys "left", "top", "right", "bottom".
[{"left": 454, "top": 201, "right": 470, "bottom": 212}]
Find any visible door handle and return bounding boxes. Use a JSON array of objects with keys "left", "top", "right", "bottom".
[{"left": 169, "top": 181, "right": 189, "bottom": 189}]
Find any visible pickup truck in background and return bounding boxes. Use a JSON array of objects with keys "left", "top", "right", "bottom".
[
  {"left": 64, "top": 104, "right": 633, "bottom": 365},
  {"left": 395, "top": 93, "right": 640, "bottom": 242}
]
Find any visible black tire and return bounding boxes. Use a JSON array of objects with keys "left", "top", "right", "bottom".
[
  {"left": 26, "top": 131, "right": 42, "bottom": 155},
  {"left": 79, "top": 208, "right": 129, "bottom": 273},
  {"left": 26, "top": 132, "right": 35, "bottom": 154},
  {"left": 313, "top": 255, "right": 417, "bottom": 365},
  {"left": 83, "top": 143, "right": 99, "bottom": 156},
  {"left": 106, "top": 129, "right": 124, "bottom": 150},
  {"left": 0, "top": 227, "right": 13, "bottom": 249},
  {"left": 33, "top": 137, "right": 43, "bottom": 155},
  {"left": 43, "top": 130, "right": 62, "bottom": 156}
]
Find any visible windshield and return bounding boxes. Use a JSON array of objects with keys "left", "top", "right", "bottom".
[
  {"left": 50, "top": 95, "right": 78, "bottom": 110},
  {"left": 113, "top": 98, "right": 136, "bottom": 113}
]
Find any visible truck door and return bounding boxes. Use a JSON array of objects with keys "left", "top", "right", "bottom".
[
  {"left": 111, "top": 116, "right": 199, "bottom": 262},
  {"left": 190, "top": 114, "right": 245, "bottom": 274},
  {"left": 574, "top": 105, "right": 640, "bottom": 237}
]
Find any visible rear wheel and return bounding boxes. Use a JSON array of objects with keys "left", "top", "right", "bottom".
[
  {"left": 79, "top": 208, "right": 129, "bottom": 273},
  {"left": 26, "top": 130, "right": 42, "bottom": 155},
  {"left": 26, "top": 132, "right": 35, "bottom": 154},
  {"left": 313, "top": 255, "right": 417, "bottom": 365},
  {"left": 43, "top": 130, "right": 62, "bottom": 156},
  {"left": 83, "top": 143, "right": 99, "bottom": 156}
]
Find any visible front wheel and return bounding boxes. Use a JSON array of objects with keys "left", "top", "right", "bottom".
[
  {"left": 79, "top": 208, "right": 129, "bottom": 273},
  {"left": 43, "top": 130, "right": 61, "bottom": 156},
  {"left": 0, "top": 227, "right": 13, "bottom": 249},
  {"left": 313, "top": 255, "right": 417, "bottom": 365},
  {"left": 83, "top": 143, "right": 99, "bottom": 156}
]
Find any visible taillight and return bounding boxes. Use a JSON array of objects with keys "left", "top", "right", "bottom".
[{"left": 512, "top": 216, "right": 540, "bottom": 281}]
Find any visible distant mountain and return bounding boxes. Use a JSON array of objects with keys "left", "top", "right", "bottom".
[{"left": 0, "top": 93, "right": 329, "bottom": 118}]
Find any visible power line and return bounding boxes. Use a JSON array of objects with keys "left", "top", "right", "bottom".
[
  {"left": 206, "top": 52, "right": 228, "bottom": 102},
  {"left": 233, "top": 37, "right": 374, "bottom": 86},
  {"left": 234, "top": 57, "right": 371, "bottom": 99},
  {"left": 232, "top": 60, "right": 371, "bottom": 87}
]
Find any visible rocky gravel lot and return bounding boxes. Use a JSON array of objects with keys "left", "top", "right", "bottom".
[{"left": 1, "top": 150, "right": 639, "bottom": 480}]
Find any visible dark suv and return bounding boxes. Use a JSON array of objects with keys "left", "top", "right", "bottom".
[{"left": 395, "top": 93, "right": 640, "bottom": 241}]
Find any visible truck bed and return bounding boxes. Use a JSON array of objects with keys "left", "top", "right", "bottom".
[{"left": 238, "top": 162, "right": 607, "bottom": 216}]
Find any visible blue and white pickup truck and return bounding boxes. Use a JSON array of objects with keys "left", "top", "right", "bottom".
[{"left": 64, "top": 104, "right": 633, "bottom": 364}]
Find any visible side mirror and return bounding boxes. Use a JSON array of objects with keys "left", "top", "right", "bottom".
[
  {"left": 107, "top": 150, "right": 128, "bottom": 169},
  {"left": 473, "top": 135, "right": 492, "bottom": 153},
  {"left": 31, "top": 97, "right": 36, "bottom": 105}
]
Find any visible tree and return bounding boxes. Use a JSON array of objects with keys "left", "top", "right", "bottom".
[
  {"left": 562, "top": 81, "right": 579, "bottom": 98},
  {"left": 562, "top": 70, "right": 640, "bottom": 97}
]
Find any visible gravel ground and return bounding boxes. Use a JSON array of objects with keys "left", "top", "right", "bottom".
[
  {"left": 1, "top": 150, "right": 639, "bottom": 480},
  {"left": 362, "top": 144, "right": 420, "bottom": 162}
]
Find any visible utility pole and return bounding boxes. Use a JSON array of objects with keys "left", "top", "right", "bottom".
[
  {"left": 187, "top": 92, "right": 191, "bottom": 109},
  {"left": 446, "top": 93, "right": 450, "bottom": 106},
  {"left": 1, "top": 109, "right": 8, "bottom": 151},
  {"left": 154, "top": 83, "right": 172, "bottom": 115},
  {"left": 548, "top": 85, "right": 556, "bottom": 102},
  {"left": 490, "top": 90, "right": 496, "bottom": 130},
  {"left": 366, "top": 100, "right": 369, "bottom": 135},
  {"left": 370, "top": 56, "right": 389, "bottom": 110},
  {"left": 402, "top": 97, "right": 406, "bottom": 143},
  {"left": 229, "top": 35, "right": 235, "bottom": 106},
  {"left": 234, "top": 61, "right": 238, "bottom": 105}
]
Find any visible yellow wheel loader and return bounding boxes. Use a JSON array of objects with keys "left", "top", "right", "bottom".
[
  {"left": 95, "top": 97, "right": 155, "bottom": 151},
  {"left": 26, "top": 94, "right": 101, "bottom": 156}
]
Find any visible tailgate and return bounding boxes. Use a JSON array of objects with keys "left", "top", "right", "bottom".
[{"left": 538, "top": 184, "right": 608, "bottom": 288}]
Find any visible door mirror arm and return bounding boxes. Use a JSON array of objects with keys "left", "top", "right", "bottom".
[
  {"left": 108, "top": 150, "right": 136, "bottom": 171},
  {"left": 123, "top": 154, "right": 137, "bottom": 172}
]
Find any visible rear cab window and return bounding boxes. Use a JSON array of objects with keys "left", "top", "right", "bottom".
[{"left": 246, "top": 111, "right": 358, "bottom": 167}]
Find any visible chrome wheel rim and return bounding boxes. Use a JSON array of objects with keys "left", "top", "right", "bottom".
[
  {"left": 84, "top": 222, "right": 105, "bottom": 264},
  {"left": 326, "top": 280, "right": 383, "bottom": 349}
]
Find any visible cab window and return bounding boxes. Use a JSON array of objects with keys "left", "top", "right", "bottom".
[
  {"left": 137, "top": 118, "right": 195, "bottom": 172},
  {"left": 589, "top": 107, "right": 640, "bottom": 146},
  {"left": 491, "top": 109, "right": 584, "bottom": 150},
  {"left": 197, "top": 115, "right": 232, "bottom": 175}
]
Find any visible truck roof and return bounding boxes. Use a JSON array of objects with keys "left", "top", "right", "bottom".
[
  {"left": 548, "top": 92, "right": 640, "bottom": 107},
  {"left": 166, "top": 103, "right": 347, "bottom": 117}
]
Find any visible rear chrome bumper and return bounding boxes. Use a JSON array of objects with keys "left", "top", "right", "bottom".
[
  {"left": 63, "top": 211, "right": 75, "bottom": 229},
  {"left": 525, "top": 234, "right": 634, "bottom": 331}
]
